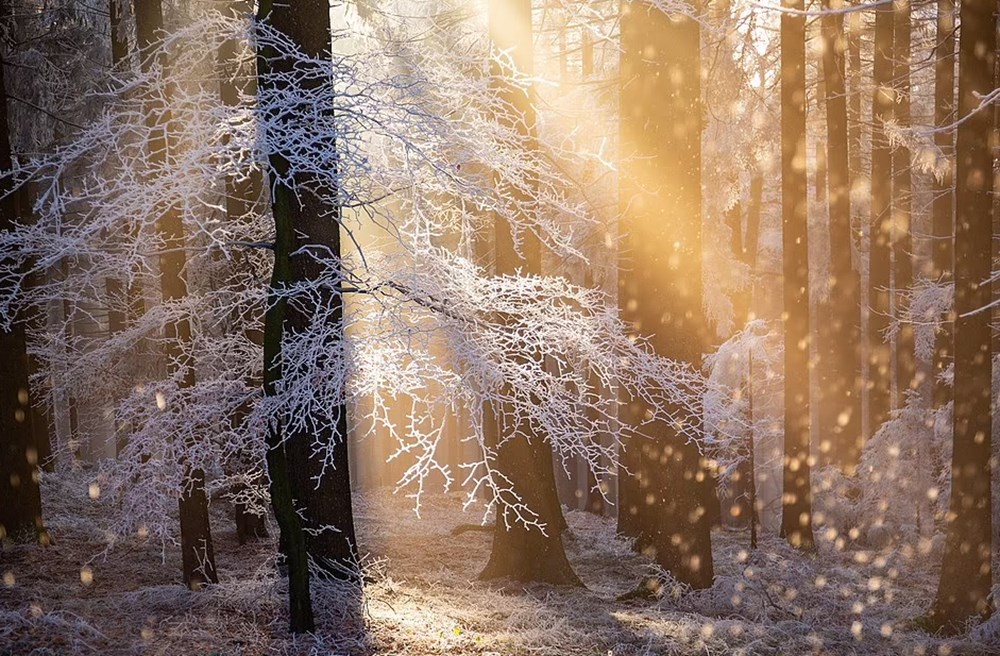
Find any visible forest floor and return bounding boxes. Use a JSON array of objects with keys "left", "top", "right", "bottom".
[{"left": 1, "top": 470, "right": 998, "bottom": 656}]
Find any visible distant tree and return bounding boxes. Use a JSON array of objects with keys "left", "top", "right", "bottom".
[
  {"left": 928, "top": 0, "right": 995, "bottom": 632},
  {"left": 817, "top": 0, "right": 861, "bottom": 472},
  {"left": 0, "top": 3, "right": 45, "bottom": 545},
  {"left": 479, "top": 0, "right": 578, "bottom": 584},
  {"left": 133, "top": 0, "right": 218, "bottom": 590},
  {"left": 778, "top": 0, "right": 814, "bottom": 551},
  {"left": 892, "top": 0, "right": 914, "bottom": 408},
  {"left": 219, "top": 0, "right": 267, "bottom": 546},
  {"left": 868, "top": 0, "right": 894, "bottom": 437},
  {"left": 931, "top": 0, "right": 955, "bottom": 410},
  {"left": 618, "top": 0, "right": 713, "bottom": 588}
]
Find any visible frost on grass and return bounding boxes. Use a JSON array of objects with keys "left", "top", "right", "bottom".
[{"left": 2, "top": 471, "right": 997, "bottom": 656}]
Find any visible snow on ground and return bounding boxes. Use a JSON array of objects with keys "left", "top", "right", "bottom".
[{"left": 1, "top": 470, "right": 996, "bottom": 655}]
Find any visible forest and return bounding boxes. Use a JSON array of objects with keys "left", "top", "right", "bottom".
[{"left": 0, "top": 0, "right": 998, "bottom": 654}]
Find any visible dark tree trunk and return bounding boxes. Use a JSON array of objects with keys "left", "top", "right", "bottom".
[
  {"left": 931, "top": 0, "right": 956, "bottom": 410},
  {"left": 257, "top": 0, "right": 358, "bottom": 585},
  {"left": 778, "top": 0, "right": 815, "bottom": 551},
  {"left": 618, "top": 0, "right": 713, "bottom": 588},
  {"left": 480, "top": 0, "right": 576, "bottom": 584},
  {"left": 818, "top": 0, "right": 862, "bottom": 473},
  {"left": 868, "top": 0, "right": 894, "bottom": 438},
  {"left": 892, "top": 0, "right": 915, "bottom": 408},
  {"left": 134, "top": 0, "right": 217, "bottom": 590},
  {"left": 0, "top": 24, "right": 46, "bottom": 544},
  {"left": 928, "top": 0, "right": 996, "bottom": 632}
]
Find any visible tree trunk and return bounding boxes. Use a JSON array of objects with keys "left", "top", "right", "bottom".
[
  {"left": 818, "top": 0, "right": 862, "bottom": 473},
  {"left": 892, "top": 0, "right": 915, "bottom": 408},
  {"left": 480, "top": 0, "right": 577, "bottom": 584},
  {"left": 219, "top": 0, "right": 267, "bottom": 546},
  {"left": 134, "top": 0, "right": 217, "bottom": 590},
  {"left": 868, "top": 0, "right": 894, "bottom": 438},
  {"left": 257, "top": 0, "right": 359, "bottom": 585},
  {"left": 779, "top": 0, "right": 815, "bottom": 551},
  {"left": 0, "top": 23, "right": 46, "bottom": 544},
  {"left": 928, "top": 0, "right": 995, "bottom": 632},
  {"left": 618, "top": 0, "right": 713, "bottom": 588},
  {"left": 931, "top": 0, "right": 955, "bottom": 411}
]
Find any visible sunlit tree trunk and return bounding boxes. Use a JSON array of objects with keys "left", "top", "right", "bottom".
[
  {"left": 779, "top": 0, "right": 814, "bottom": 551},
  {"left": 928, "top": 0, "right": 995, "bottom": 632},
  {"left": 867, "top": 0, "right": 894, "bottom": 438},
  {"left": 892, "top": 0, "right": 915, "bottom": 408},
  {"left": 931, "top": 0, "right": 955, "bottom": 411},
  {"left": 256, "top": 0, "right": 359, "bottom": 602},
  {"left": 0, "top": 14, "right": 46, "bottom": 544},
  {"left": 818, "top": 0, "right": 861, "bottom": 473},
  {"left": 618, "top": 0, "right": 713, "bottom": 588},
  {"left": 133, "top": 0, "right": 217, "bottom": 590},
  {"left": 479, "top": 0, "right": 577, "bottom": 585}
]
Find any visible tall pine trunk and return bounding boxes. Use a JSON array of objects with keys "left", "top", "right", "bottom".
[
  {"left": 133, "top": 0, "right": 217, "bottom": 589},
  {"left": 0, "top": 12, "right": 46, "bottom": 544},
  {"left": 779, "top": 0, "right": 814, "bottom": 551},
  {"left": 892, "top": 0, "right": 915, "bottom": 408},
  {"left": 818, "top": 0, "right": 861, "bottom": 473},
  {"left": 931, "top": 0, "right": 956, "bottom": 410},
  {"left": 617, "top": 0, "right": 713, "bottom": 588},
  {"left": 868, "top": 0, "right": 894, "bottom": 438},
  {"left": 928, "top": 0, "right": 996, "bottom": 632}
]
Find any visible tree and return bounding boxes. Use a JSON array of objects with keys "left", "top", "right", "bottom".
[
  {"left": 931, "top": 0, "right": 955, "bottom": 410},
  {"left": 927, "top": 0, "right": 996, "bottom": 632},
  {"left": 133, "top": 0, "right": 218, "bottom": 591},
  {"left": 219, "top": 0, "right": 267, "bottom": 546},
  {"left": 892, "top": 0, "right": 914, "bottom": 408},
  {"left": 817, "top": 0, "right": 861, "bottom": 472},
  {"left": 618, "top": 0, "right": 713, "bottom": 588},
  {"left": 868, "top": 0, "right": 894, "bottom": 437},
  {"left": 256, "top": 0, "right": 360, "bottom": 629},
  {"left": 0, "top": 3, "right": 45, "bottom": 544},
  {"left": 479, "top": 0, "right": 578, "bottom": 584},
  {"left": 778, "top": 0, "right": 813, "bottom": 550}
]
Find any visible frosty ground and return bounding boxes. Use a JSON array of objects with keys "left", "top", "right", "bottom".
[{"left": 1, "top": 471, "right": 996, "bottom": 656}]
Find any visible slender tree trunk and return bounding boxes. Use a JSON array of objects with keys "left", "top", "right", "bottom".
[
  {"left": 818, "top": 0, "right": 862, "bottom": 473},
  {"left": 0, "top": 19, "right": 46, "bottom": 544},
  {"left": 928, "top": 0, "right": 996, "bottom": 632},
  {"left": 931, "top": 0, "right": 955, "bottom": 411},
  {"left": 868, "top": 0, "right": 894, "bottom": 438},
  {"left": 219, "top": 0, "right": 267, "bottom": 546},
  {"left": 618, "top": 0, "right": 713, "bottom": 588},
  {"left": 480, "top": 0, "right": 577, "bottom": 584},
  {"left": 892, "top": 0, "right": 915, "bottom": 408},
  {"left": 134, "top": 0, "right": 217, "bottom": 590},
  {"left": 779, "top": 0, "right": 815, "bottom": 551}
]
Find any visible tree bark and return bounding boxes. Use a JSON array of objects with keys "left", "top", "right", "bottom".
[
  {"left": 779, "top": 0, "right": 815, "bottom": 551},
  {"left": 868, "top": 0, "right": 894, "bottom": 438},
  {"left": 0, "top": 17, "right": 46, "bottom": 544},
  {"left": 134, "top": 0, "right": 217, "bottom": 590},
  {"left": 618, "top": 0, "right": 714, "bottom": 588},
  {"left": 892, "top": 0, "right": 915, "bottom": 408},
  {"left": 928, "top": 0, "right": 996, "bottom": 632},
  {"left": 932, "top": 0, "right": 956, "bottom": 411},
  {"left": 480, "top": 0, "right": 577, "bottom": 584},
  {"left": 257, "top": 0, "right": 359, "bottom": 588},
  {"left": 818, "top": 0, "right": 862, "bottom": 472},
  {"left": 219, "top": 0, "right": 267, "bottom": 546}
]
